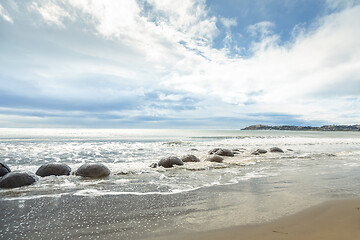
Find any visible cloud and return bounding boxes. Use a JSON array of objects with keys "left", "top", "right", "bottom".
[
  {"left": 220, "top": 17, "right": 237, "bottom": 29},
  {"left": 164, "top": 4, "right": 360, "bottom": 124},
  {"left": 1, "top": 0, "right": 360, "bottom": 127},
  {"left": 30, "top": 0, "right": 72, "bottom": 27},
  {"left": 0, "top": 4, "right": 13, "bottom": 23},
  {"left": 247, "top": 21, "right": 275, "bottom": 37}
]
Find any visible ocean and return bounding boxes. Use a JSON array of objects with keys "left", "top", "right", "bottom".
[{"left": 1, "top": 128, "right": 360, "bottom": 239}]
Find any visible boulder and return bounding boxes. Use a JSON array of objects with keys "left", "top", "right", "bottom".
[
  {"left": 181, "top": 154, "right": 200, "bottom": 162},
  {"left": 36, "top": 163, "right": 71, "bottom": 177},
  {"left": 270, "top": 147, "right": 284, "bottom": 153},
  {"left": 252, "top": 149, "right": 267, "bottom": 155},
  {"left": 205, "top": 155, "right": 224, "bottom": 163},
  {"left": 0, "top": 172, "right": 37, "bottom": 188},
  {"left": 158, "top": 156, "right": 183, "bottom": 168},
  {"left": 215, "top": 149, "right": 234, "bottom": 157},
  {"left": 0, "top": 162, "right": 11, "bottom": 177},
  {"left": 75, "top": 163, "right": 110, "bottom": 178},
  {"left": 208, "top": 148, "right": 221, "bottom": 155},
  {"left": 209, "top": 148, "right": 234, "bottom": 157}
]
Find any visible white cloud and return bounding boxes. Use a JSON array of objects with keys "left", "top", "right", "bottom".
[
  {"left": 326, "top": 0, "right": 360, "bottom": 10},
  {"left": 2, "top": 0, "right": 360, "bottom": 126},
  {"left": 30, "top": 1, "right": 72, "bottom": 27},
  {"left": 163, "top": 5, "right": 360, "bottom": 123},
  {"left": 247, "top": 21, "right": 275, "bottom": 37},
  {"left": 220, "top": 17, "right": 237, "bottom": 29},
  {"left": 0, "top": 4, "right": 14, "bottom": 23}
]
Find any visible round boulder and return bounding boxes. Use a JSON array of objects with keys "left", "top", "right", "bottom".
[
  {"left": 0, "top": 162, "right": 11, "bottom": 177},
  {"left": 270, "top": 147, "right": 284, "bottom": 153},
  {"left": 75, "top": 163, "right": 110, "bottom": 178},
  {"left": 36, "top": 163, "right": 71, "bottom": 177},
  {"left": 158, "top": 156, "right": 183, "bottom": 168},
  {"left": 181, "top": 154, "right": 200, "bottom": 163},
  {"left": 215, "top": 149, "right": 234, "bottom": 157},
  {"left": 209, "top": 148, "right": 234, "bottom": 157},
  {"left": 0, "top": 172, "right": 37, "bottom": 188},
  {"left": 252, "top": 149, "right": 267, "bottom": 155},
  {"left": 205, "top": 155, "right": 224, "bottom": 163}
]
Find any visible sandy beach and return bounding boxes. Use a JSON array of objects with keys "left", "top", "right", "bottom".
[{"left": 150, "top": 198, "right": 360, "bottom": 240}]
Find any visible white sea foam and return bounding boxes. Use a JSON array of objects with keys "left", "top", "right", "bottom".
[
  {"left": 1, "top": 193, "right": 69, "bottom": 201},
  {"left": 1, "top": 129, "right": 360, "bottom": 200}
]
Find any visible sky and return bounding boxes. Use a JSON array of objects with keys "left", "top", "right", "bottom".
[{"left": 0, "top": 0, "right": 360, "bottom": 129}]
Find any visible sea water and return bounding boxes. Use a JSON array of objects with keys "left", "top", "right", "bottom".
[{"left": 1, "top": 128, "right": 360, "bottom": 239}]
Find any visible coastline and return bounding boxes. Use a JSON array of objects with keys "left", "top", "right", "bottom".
[{"left": 147, "top": 198, "right": 360, "bottom": 240}]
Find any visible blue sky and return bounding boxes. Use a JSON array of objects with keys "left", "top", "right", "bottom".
[{"left": 0, "top": 0, "right": 360, "bottom": 128}]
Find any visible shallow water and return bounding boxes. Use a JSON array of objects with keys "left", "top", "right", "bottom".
[{"left": 1, "top": 129, "right": 360, "bottom": 239}]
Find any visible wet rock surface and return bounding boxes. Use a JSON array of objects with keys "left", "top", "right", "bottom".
[
  {"left": 0, "top": 172, "right": 37, "bottom": 188},
  {"left": 0, "top": 162, "right": 11, "bottom": 177},
  {"left": 75, "top": 163, "right": 110, "bottom": 178},
  {"left": 209, "top": 148, "right": 234, "bottom": 157},
  {"left": 158, "top": 156, "right": 184, "bottom": 168},
  {"left": 205, "top": 155, "right": 224, "bottom": 163},
  {"left": 36, "top": 163, "right": 71, "bottom": 177},
  {"left": 270, "top": 147, "right": 284, "bottom": 153},
  {"left": 181, "top": 154, "right": 200, "bottom": 162},
  {"left": 252, "top": 149, "right": 267, "bottom": 155}
]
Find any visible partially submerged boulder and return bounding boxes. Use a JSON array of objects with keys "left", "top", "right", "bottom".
[
  {"left": 209, "top": 148, "right": 234, "bottom": 157},
  {"left": 270, "top": 147, "right": 284, "bottom": 153},
  {"left": 205, "top": 155, "right": 224, "bottom": 163},
  {"left": 181, "top": 154, "right": 200, "bottom": 162},
  {"left": 0, "top": 172, "right": 37, "bottom": 188},
  {"left": 208, "top": 148, "right": 221, "bottom": 155},
  {"left": 75, "top": 163, "right": 110, "bottom": 178},
  {"left": 216, "top": 149, "right": 234, "bottom": 157},
  {"left": 0, "top": 162, "right": 11, "bottom": 177},
  {"left": 36, "top": 163, "right": 71, "bottom": 177},
  {"left": 251, "top": 149, "right": 267, "bottom": 155},
  {"left": 158, "top": 156, "right": 183, "bottom": 168}
]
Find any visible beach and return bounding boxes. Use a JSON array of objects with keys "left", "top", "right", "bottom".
[
  {"left": 151, "top": 198, "right": 360, "bottom": 240},
  {"left": 1, "top": 129, "right": 360, "bottom": 239}
]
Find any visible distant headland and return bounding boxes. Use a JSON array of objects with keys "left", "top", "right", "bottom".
[{"left": 241, "top": 124, "right": 360, "bottom": 131}]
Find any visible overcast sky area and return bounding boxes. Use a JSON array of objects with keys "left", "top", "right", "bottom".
[{"left": 0, "top": 0, "right": 360, "bottom": 129}]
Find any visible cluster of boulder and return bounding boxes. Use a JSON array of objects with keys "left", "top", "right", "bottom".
[
  {"left": 1, "top": 146, "right": 285, "bottom": 188},
  {"left": 0, "top": 162, "right": 111, "bottom": 189},
  {"left": 151, "top": 146, "right": 285, "bottom": 168}
]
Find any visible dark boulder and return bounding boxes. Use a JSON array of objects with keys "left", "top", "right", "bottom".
[
  {"left": 0, "top": 172, "right": 37, "bottom": 188},
  {"left": 270, "top": 147, "right": 284, "bottom": 153},
  {"left": 0, "top": 162, "right": 11, "bottom": 177},
  {"left": 36, "top": 163, "right": 71, "bottom": 177},
  {"left": 208, "top": 148, "right": 221, "bottom": 155},
  {"left": 75, "top": 163, "right": 110, "bottom": 178},
  {"left": 205, "top": 155, "right": 224, "bottom": 163},
  {"left": 158, "top": 156, "right": 183, "bottom": 168},
  {"left": 209, "top": 148, "right": 234, "bottom": 157},
  {"left": 216, "top": 149, "right": 234, "bottom": 157},
  {"left": 252, "top": 149, "right": 267, "bottom": 155},
  {"left": 181, "top": 154, "right": 200, "bottom": 162}
]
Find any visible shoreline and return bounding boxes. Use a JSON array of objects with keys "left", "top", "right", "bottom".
[{"left": 147, "top": 198, "right": 360, "bottom": 240}]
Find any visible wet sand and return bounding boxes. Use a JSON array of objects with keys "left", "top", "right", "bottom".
[{"left": 149, "top": 198, "right": 360, "bottom": 240}]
